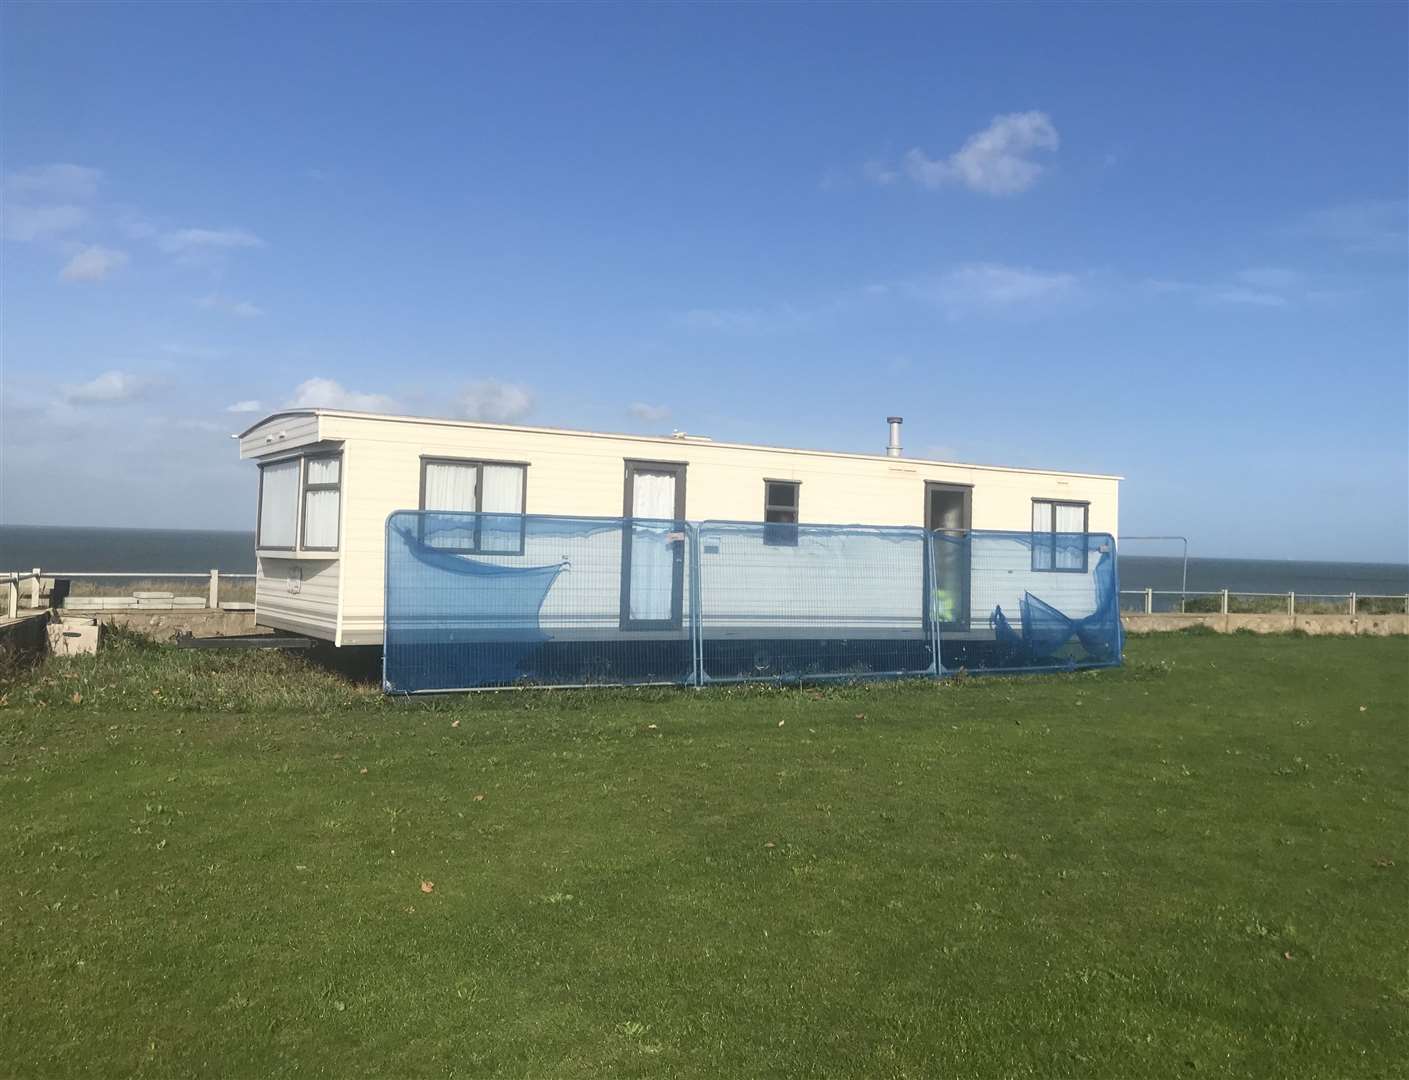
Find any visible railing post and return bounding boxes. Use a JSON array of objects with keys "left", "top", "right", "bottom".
[
  {"left": 1288, "top": 592, "right": 1295, "bottom": 616},
  {"left": 1349, "top": 592, "right": 1357, "bottom": 617},
  {"left": 208, "top": 568, "right": 219, "bottom": 610},
  {"left": 1144, "top": 587, "right": 1153, "bottom": 615},
  {"left": 6, "top": 574, "right": 16, "bottom": 620},
  {"left": 1221, "top": 588, "right": 1229, "bottom": 615},
  {"left": 30, "top": 568, "right": 40, "bottom": 609}
]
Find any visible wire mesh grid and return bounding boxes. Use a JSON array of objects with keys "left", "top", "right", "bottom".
[
  {"left": 694, "top": 521, "right": 938, "bottom": 684},
  {"left": 383, "top": 512, "right": 1122, "bottom": 692}
]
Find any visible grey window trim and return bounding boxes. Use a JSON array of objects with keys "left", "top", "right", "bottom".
[
  {"left": 256, "top": 456, "right": 303, "bottom": 552},
  {"left": 763, "top": 478, "right": 800, "bottom": 546},
  {"left": 620, "top": 459, "right": 688, "bottom": 631},
  {"left": 924, "top": 481, "right": 974, "bottom": 632},
  {"left": 1031, "top": 497, "right": 1090, "bottom": 573},
  {"left": 299, "top": 451, "right": 343, "bottom": 553},
  {"left": 923, "top": 481, "right": 973, "bottom": 535},
  {"left": 417, "top": 456, "right": 529, "bottom": 556}
]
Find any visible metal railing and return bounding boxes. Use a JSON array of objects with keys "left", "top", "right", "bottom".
[
  {"left": 1120, "top": 589, "right": 1409, "bottom": 616},
  {"left": 3, "top": 568, "right": 257, "bottom": 618}
]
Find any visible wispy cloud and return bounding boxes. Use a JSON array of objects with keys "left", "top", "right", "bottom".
[
  {"left": 61, "top": 370, "right": 148, "bottom": 404},
  {"left": 458, "top": 380, "right": 534, "bottom": 423},
  {"left": 897, "top": 262, "right": 1080, "bottom": 314},
  {"left": 159, "top": 227, "right": 264, "bottom": 254},
  {"left": 1293, "top": 199, "right": 1408, "bottom": 256},
  {"left": 896, "top": 112, "right": 1060, "bottom": 196},
  {"left": 2, "top": 203, "right": 88, "bottom": 242},
  {"left": 627, "top": 402, "right": 671, "bottom": 424},
  {"left": 288, "top": 378, "right": 397, "bottom": 412},
  {"left": 60, "top": 245, "right": 129, "bottom": 283},
  {"left": 197, "top": 293, "right": 264, "bottom": 318},
  {"left": 226, "top": 400, "right": 264, "bottom": 414},
  {"left": 6, "top": 163, "right": 102, "bottom": 200},
  {"left": 1211, "top": 287, "right": 1289, "bottom": 308}
]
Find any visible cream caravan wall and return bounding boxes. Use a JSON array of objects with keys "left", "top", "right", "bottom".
[
  {"left": 241, "top": 411, "right": 1119, "bottom": 645},
  {"left": 314, "top": 414, "right": 1118, "bottom": 645}
]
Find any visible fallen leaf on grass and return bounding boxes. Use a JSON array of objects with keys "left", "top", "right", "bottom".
[
  {"left": 472, "top": 793, "right": 485, "bottom": 802},
  {"left": 1283, "top": 951, "right": 1293, "bottom": 960},
  {"left": 764, "top": 841, "right": 776, "bottom": 849},
  {"left": 854, "top": 713, "right": 866, "bottom": 721},
  {"left": 71, "top": 692, "right": 82, "bottom": 704},
  {"left": 646, "top": 723, "right": 658, "bottom": 731},
  {"left": 451, "top": 719, "right": 460, "bottom": 728},
  {"left": 359, "top": 767, "right": 368, "bottom": 776},
  {"left": 777, "top": 720, "right": 785, "bottom": 728},
  {"left": 1373, "top": 856, "right": 1395, "bottom": 868},
  {"left": 420, "top": 880, "right": 435, "bottom": 894},
  {"left": 1359, "top": 705, "right": 1367, "bottom": 712}
]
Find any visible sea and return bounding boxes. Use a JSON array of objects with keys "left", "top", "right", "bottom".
[{"left": 3, "top": 524, "right": 1406, "bottom": 597}]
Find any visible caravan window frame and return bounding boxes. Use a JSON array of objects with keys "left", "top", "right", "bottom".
[
  {"left": 1031, "top": 498, "right": 1090, "bottom": 573},
  {"left": 417, "top": 456, "right": 530, "bottom": 556},
  {"left": 299, "top": 452, "right": 343, "bottom": 552}
]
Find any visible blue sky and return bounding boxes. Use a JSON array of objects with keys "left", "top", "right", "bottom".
[{"left": 2, "top": 2, "right": 1406, "bottom": 562}]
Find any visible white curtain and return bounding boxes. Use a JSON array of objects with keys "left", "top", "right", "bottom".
[
  {"left": 1055, "top": 503, "right": 1085, "bottom": 569},
  {"left": 258, "top": 460, "right": 299, "bottom": 548},
  {"left": 302, "top": 489, "right": 340, "bottom": 548},
  {"left": 479, "top": 464, "right": 524, "bottom": 553},
  {"left": 629, "top": 471, "right": 676, "bottom": 620},
  {"left": 424, "top": 462, "right": 478, "bottom": 549},
  {"left": 424, "top": 462, "right": 477, "bottom": 510},
  {"left": 1032, "top": 502, "right": 1054, "bottom": 532},
  {"left": 306, "top": 457, "right": 340, "bottom": 485}
]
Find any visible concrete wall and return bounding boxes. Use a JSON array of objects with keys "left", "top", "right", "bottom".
[
  {"left": 96, "top": 608, "right": 258, "bottom": 639},
  {"left": 1123, "top": 612, "right": 1408, "bottom": 636}
]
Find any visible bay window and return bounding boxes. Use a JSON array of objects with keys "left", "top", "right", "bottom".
[{"left": 257, "top": 451, "right": 343, "bottom": 552}]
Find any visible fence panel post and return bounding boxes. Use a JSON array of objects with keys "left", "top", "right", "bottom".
[
  {"left": 1349, "top": 592, "right": 1357, "bottom": 617},
  {"left": 1144, "top": 588, "right": 1153, "bottom": 615},
  {"left": 1220, "top": 588, "right": 1229, "bottom": 615},
  {"left": 30, "top": 568, "right": 40, "bottom": 609},
  {"left": 6, "top": 574, "right": 16, "bottom": 620},
  {"left": 208, "top": 568, "right": 219, "bottom": 610},
  {"left": 1288, "top": 592, "right": 1295, "bottom": 616}
]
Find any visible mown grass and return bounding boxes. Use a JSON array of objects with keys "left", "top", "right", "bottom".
[{"left": 1, "top": 630, "right": 1405, "bottom": 1079}]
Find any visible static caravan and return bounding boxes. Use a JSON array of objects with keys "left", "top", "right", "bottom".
[{"left": 238, "top": 410, "right": 1121, "bottom": 659}]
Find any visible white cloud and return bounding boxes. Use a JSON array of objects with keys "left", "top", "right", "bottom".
[
  {"left": 1294, "top": 199, "right": 1407, "bottom": 256},
  {"left": 6, "top": 163, "right": 102, "bottom": 200},
  {"left": 60, "top": 245, "right": 128, "bottom": 282},
  {"left": 900, "top": 112, "right": 1060, "bottom": 196},
  {"left": 226, "top": 400, "right": 263, "bottom": 414},
  {"left": 1211, "top": 287, "right": 1289, "bottom": 308},
  {"left": 61, "top": 370, "right": 147, "bottom": 404},
  {"left": 159, "top": 227, "right": 264, "bottom": 254},
  {"left": 1235, "top": 266, "right": 1300, "bottom": 290},
  {"left": 457, "top": 379, "right": 534, "bottom": 423},
  {"left": 197, "top": 293, "right": 264, "bottom": 318},
  {"left": 3, "top": 203, "right": 87, "bottom": 242},
  {"left": 628, "top": 402, "right": 671, "bottom": 423},
  {"left": 288, "top": 378, "right": 397, "bottom": 413},
  {"left": 907, "top": 263, "right": 1079, "bottom": 313}
]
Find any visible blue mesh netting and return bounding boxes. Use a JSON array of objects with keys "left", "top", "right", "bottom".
[{"left": 383, "top": 512, "right": 1121, "bottom": 692}]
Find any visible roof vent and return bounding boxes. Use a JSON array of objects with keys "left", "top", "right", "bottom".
[{"left": 886, "top": 416, "right": 903, "bottom": 458}]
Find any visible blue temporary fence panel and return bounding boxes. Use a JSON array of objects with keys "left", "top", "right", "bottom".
[
  {"left": 384, "top": 512, "right": 1121, "bottom": 692},
  {"left": 384, "top": 511, "right": 697, "bottom": 691},
  {"left": 937, "top": 529, "right": 1122, "bottom": 674},
  {"left": 695, "top": 520, "right": 939, "bottom": 684}
]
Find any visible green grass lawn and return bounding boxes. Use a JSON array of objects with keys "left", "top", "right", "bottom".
[{"left": 2, "top": 631, "right": 1405, "bottom": 1078}]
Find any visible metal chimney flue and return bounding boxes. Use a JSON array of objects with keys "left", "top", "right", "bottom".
[{"left": 886, "top": 416, "right": 903, "bottom": 457}]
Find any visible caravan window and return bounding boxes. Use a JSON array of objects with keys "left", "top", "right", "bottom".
[
  {"left": 1031, "top": 499, "right": 1089, "bottom": 572},
  {"left": 420, "top": 458, "right": 527, "bottom": 555},
  {"left": 257, "top": 459, "right": 301, "bottom": 549},
  {"left": 763, "top": 480, "right": 800, "bottom": 546},
  {"left": 301, "top": 454, "right": 342, "bottom": 550}
]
